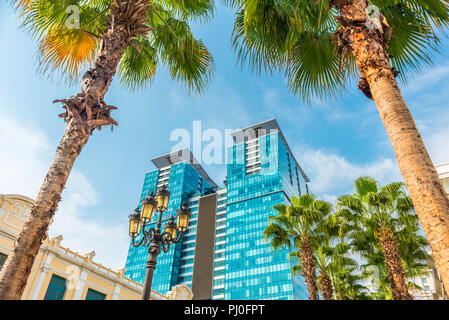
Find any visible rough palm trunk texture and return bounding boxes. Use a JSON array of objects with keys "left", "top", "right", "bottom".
[
  {"left": 378, "top": 229, "right": 412, "bottom": 300},
  {"left": 318, "top": 267, "right": 334, "bottom": 300},
  {"left": 369, "top": 70, "right": 449, "bottom": 297},
  {"left": 0, "top": 2, "right": 135, "bottom": 299},
  {"left": 335, "top": 0, "right": 449, "bottom": 296},
  {"left": 301, "top": 237, "right": 318, "bottom": 300}
]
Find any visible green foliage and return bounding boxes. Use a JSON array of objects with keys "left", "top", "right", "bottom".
[
  {"left": 262, "top": 176, "right": 430, "bottom": 299},
  {"left": 336, "top": 176, "right": 429, "bottom": 299},
  {"left": 118, "top": 37, "right": 158, "bottom": 90},
  {"left": 264, "top": 194, "right": 332, "bottom": 283},
  {"left": 227, "top": 0, "right": 449, "bottom": 103},
  {"left": 152, "top": 16, "right": 214, "bottom": 94},
  {"left": 15, "top": 0, "right": 214, "bottom": 93},
  {"left": 264, "top": 194, "right": 332, "bottom": 251}
]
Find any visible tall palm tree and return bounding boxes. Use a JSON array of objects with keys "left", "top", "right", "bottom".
[
  {"left": 356, "top": 217, "right": 429, "bottom": 299},
  {"left": 309, "top": 215, "right": 337, "bottom": 300},
  {"left": 227, "top": 0, "right": 449, "bottom": 293},
  {"left": 315, "top": 213, "right": 366, "bottom": 300},
  {"left": 263, "top": 194, "right": 332, "bottom": 300},
  {"left": 337, "top": 176, "right": 428, "bottom": 299},
  {"left": 0, "top": 0, "right": 214, "bottom": 299},
  {"left": 311, "top": 246, "right": 334, "bottom": 300},
  {"left": 334, "top": 265, "right": 371, "bottom": 300}
]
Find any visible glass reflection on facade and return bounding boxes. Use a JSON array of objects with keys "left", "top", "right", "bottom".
[
  {"left": 124, "top": 151, "right": 214, "bottom": 294},
  {"left": 223, "top": 128, "right": 309, "bottom": 300},
  {"left": 125, "top": 120, "right": 310, "bottom": 300}
]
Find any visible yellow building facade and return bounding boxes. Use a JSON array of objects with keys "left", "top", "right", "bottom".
[{"left": 0, "top": 194, "right": 192, "bottom": 300}]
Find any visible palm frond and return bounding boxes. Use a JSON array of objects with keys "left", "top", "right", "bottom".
[
  {"left": 15, "top": 0, "right": 214, "bottom": 91},
  {"left": 152, "top": 16, "right": 214, "bottom": 94},
  {"left": 118, "top": 38, "right": 158, "bottom": 90},
  {"left": 155, "top": 0, "right": 215, "bottom": 22},
  {"left": 38, "top": 27, "right": 97, "bottom": 79},
  {"left": 227, "top": 0, "right": 449, "bottom": 102}
]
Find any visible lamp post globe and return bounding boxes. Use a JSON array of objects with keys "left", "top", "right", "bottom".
[
  {"left": 176, "top": 204, "right": 191, "bottom": 233},
  {"left": 141, "top": 193, "right": 156, "bottom": 223},
  {"left": 156, "top": 185, "right": 170, "bottom": 211},
  {"left": 128, "top": 208, "right": 141, "bottom": 238},
  {"left": 164, "top": 217, "right": 177, "bottom": 240}
]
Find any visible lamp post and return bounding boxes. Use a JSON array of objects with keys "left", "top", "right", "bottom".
[{"left": 128, "top": 185, "right": 191, "bottom": 300}]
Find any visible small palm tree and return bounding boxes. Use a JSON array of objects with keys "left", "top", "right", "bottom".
[
  {"left": 264, "top": 194, "right": 332, "bottom": 300},
  {"left": 315, "top": 214, "right": 365, "bottom": 300},
  {"left": 227, "top": 0, "right": 449, "bottom": 293},
  {"left": 335, "top": 266, "right": 372, "bottom": 300},
  {"left": 0, "top": 0, "right": 214, "bottom": 299},
  {"left": 337, "top": 176, "right": 428, "bottom": 300},
  {"left": 356, "top": 220, "right": 429, "bottom": 299},
  {"left": 312, "top": 246, "right": 334, "bottom": 300}
]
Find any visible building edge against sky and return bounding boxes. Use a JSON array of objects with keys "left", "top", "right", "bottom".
[
  {"left": 124, "top": 119, "right": 311, "bottom": 300},
  {"left": 0, "top": 194, "right": 192, "bottom": 300}
]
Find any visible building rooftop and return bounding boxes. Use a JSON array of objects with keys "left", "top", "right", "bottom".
[
  {"left": 151, "top": 148, "right": 219, "bottom": 189},
  {"left": 231, "top": 118, "right": 310, "bottom": 182}
]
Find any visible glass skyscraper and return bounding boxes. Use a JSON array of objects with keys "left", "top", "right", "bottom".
[
  {"left": 125, "top": 119, "right": 310, "bottom": 300},
  {"left": 124, "top": 149, "right": 217, "bottom": 294},
  {"left": 223, "top": 119, "right": 309, "bottom": 300}
]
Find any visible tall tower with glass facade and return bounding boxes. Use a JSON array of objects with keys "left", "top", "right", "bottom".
[
  {"left": 223, "top": 119, "right": 309, "bottom": 300},
  {"left": 125, "top": 119, "right": 310, "bottom": 300},
  {"left": 124, "top": 149, "right": 218, "bottom": 294}
]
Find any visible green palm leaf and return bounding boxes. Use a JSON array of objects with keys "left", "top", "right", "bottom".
[
  {"left": 17, "top": 0, "right": 214, "bottom": 93},
  {"left": 118, "top": 38, "right": 158, "bottom": 90},
  {"left": 152, "top": 16, "right": 214, "bottom": 94},
  {"left": 228, "top": 0, "right": 449, "bottom": 102}
]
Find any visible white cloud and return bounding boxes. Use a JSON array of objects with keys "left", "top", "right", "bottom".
[
  {"left": 426, "top": 127, "right": 449, "bottom": 166},
  {"left": 404, "top": 65, "right": 449, "bottom": 96},
  {"left": 421, "top": 102, "right": 449, "bottom": 166},
  {"left": 0, "top": 112, "right": 129, "bottom": 270},
  {"left": 403, "top": 63, "right": 449, "bottom": 166},
  {"left": 49, "top": 172, "right": 129, "bottom": 269},
  {"left": 296, "top": 147, "right": 402, "bottom": 201},
  {"left": 295, "top": 104, "right": 449, "bottom": 203},
  {"left": 0, "top": 115, "right": 52, "bottom": 197},
  {"left": 291, "top": 63, "right": 449, "bottom": 202}
]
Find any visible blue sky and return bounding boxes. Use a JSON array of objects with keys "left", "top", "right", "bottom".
[{"left": 1, "top": 3, "right": 448, "bottom": 269}]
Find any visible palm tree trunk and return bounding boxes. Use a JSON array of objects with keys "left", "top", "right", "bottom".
[
  {"left": 333, "top": 0, "right": 449, "bottom": 296},
  {"left": 0, "top": 1, "right": 146, "bottom": 299},
  {"left": 301, "top": 237, "right": 318, "bottom": 300},
  {"left": 0, "top": 119, "right": 90, "bottom": 299},
  {"left": 318, "top": 267, "right": 334, "bottom": 300},
  {"left": 377, "top": 228, "right": 412, "bottom": 300}
]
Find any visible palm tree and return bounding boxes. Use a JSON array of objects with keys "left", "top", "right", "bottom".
[
  {"left": 315, "top": 213, "right": 367, "bottom": 300},
  {"left": 312, "top": 246, "right": 334, "bottom": 300},
  {"left": 227, "top": 0, "right": 449, "bottom": 293},
  {"left": 356, "top": 217, "right": 429, "bottom": 299},
  {"left": 337, "top": 176, "right": 428, "bottom": 299},
  {"left": 0, "top": 0, "right": 214, "bottom": 299},
  {"left": 263, "top": 194, "right": 332, "bottom": 300},
  {"left": 334, "top": 265, "right": 371, "bottom": 300}
]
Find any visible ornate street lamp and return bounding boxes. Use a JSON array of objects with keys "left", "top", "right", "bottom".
[{"left": 128, "top": 185, "right": 191, "bottom": 300}]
